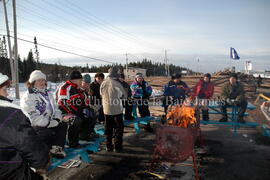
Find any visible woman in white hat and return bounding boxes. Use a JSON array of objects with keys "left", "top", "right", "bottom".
[
  {"left": 20, "top": 70, "right": 68, "bottom": 158},
  {"left": 0, "top": 73, "right": 50, "bottom": 179}
]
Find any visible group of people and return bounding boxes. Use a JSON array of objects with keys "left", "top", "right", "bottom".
[
  {"left": 0, "top": 67, "right": 154, "bottom": 179},
  {"left": 0, "top": 68, "right": 249, "bottom": 179},
  {"left": 163, "top": 72, "right": 248, "bottom": 123}
]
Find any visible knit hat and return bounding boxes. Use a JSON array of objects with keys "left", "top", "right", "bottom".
[
  {"left": 135, "top": 73, "right": 143, "bottom": 79},
  {"left": 171, "top": 73, "right": 181, "bottom": 79},
  {"left": 0, "top": 73, "right": 9, "bottom": 86},
  {"left": 29, "top": 70, "right": 46, "bottom": 83},
  {"left": 70, "top": 71, "right": 82, "bottom": 80},
  {"left": 83, "top": 74, "right": 91, "bottom": 83},
  {"left": 230, "top": 73, "right": 238, "bottom": 80},
  {"left": 204, "top": 73, "right": 211, "bottom": 80},
  {"left": 108, "top": 66, "right": 120, "bottom": 78}
]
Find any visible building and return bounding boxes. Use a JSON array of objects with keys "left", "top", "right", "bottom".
[
  {"left": 124, "top": 67, "right": 147, "bottom": 79},
  {"left": 252, "top": 71, "right": 270, "bottom": 78}
]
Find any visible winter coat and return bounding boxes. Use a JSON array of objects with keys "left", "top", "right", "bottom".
[
  {"left": 89, "top": 80, "right": 102, "bottom": 105},
  {"left": 221, "top": 81, "right": 246, "bottom": 102},
  {"left": 163, "top": 80, "right": 189, "bottom": 99},
  {"left": 100, "top": 77, "right": 127, "bottom": 115},
  {"left": 21, "top": 88, "right": 62, "bottom": 128},
  {"left": 193, "top": 79, "right": 214, "bottom": 99},
  {"left": 120, "top": 80, "right": 132, "bottom": 98},
  {"left": 57, "top": 80, "right": 88, "bottom": 119},
  {"left": 130, "top": 80, "right": 152, "bottom": 99},
  {"left": 0, "top": 96, "right": 49, "bottom": 180}
]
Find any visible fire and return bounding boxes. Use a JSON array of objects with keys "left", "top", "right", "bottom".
[{"left": 166, "top": 105, "right": 197, "bottom": 128}]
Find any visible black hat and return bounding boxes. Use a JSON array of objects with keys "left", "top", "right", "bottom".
[
  {"left": 204, "top": 73, "right": 211, "bottom": 79},
  {"left": 230, "top": 73, "right": 238, "bottom": 80},
  {"left": 135, "top": 73, "right": 143, "bottom": 78},
  {"left": 69, "top": 71, "right": 82, "bottom": 80},
  {"left": 171, "top": 73, "right": 181, "bottom": 79}
]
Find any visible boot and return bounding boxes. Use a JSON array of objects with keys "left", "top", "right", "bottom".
[
  {"left": 50, "top": 146, "right": 66, "bottom": 158},
  {"left": 237, "top": 116, "right": 245, "bottom": 123},
  {"left": 144, "top": 123, "right": 154, "bottom": 133},
  {"left": 219, "top": 116, "right": 228, "bottom": 122},
  {"left": 202, "top": 109, "right": 209, "bottom": 121}
]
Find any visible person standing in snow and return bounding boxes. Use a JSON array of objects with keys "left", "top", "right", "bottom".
[
  {"left": 118, "top": 73, "right": 133, "bottom": 120},
  {"left": 100, "top": 67, "right": 127, "bottom": 152},
  {"left": 21, "top": 70, "right": 68, "bottom": 158},
  {"left": 0, "top": 73, "right": 50, "bottom": 179},
  {"left": 130, "top": 73, "right": 153, "bottom": 132},
  {"left": 89, "top": 72, "right": 105, "bottom": 123}
]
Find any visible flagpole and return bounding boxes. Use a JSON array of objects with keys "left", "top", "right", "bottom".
[{"left": 230, "top": 47, "right": 232, "bottom": 72}]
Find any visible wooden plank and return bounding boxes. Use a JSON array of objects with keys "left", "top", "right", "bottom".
[
  {"left": 208, "top": 111, "right": 249, "bottom": 116},
  {"left": 200, "top": 120, "right": 258, "bottom": 127}
]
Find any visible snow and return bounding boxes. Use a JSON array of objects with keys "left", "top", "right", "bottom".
[{"left": 8, "top": 82, "right": 61, "bottom": 105}]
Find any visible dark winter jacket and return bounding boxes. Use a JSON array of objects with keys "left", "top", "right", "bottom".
[
  {"left": 163, "top": 80, "right": 189, "bottom": 99},
  {"left": 193, "top": 79, "right": 214, "bottom": 99},
  {"left": 120, "top": 81, "right": 132, "bottom": 98},
  {"left": 89, "top": 80, "right": 102, "bottom": 105},
  {"left": 0, "top": 96, "right": 49, "bottom": 180},
  {"left": 57, "top": 80, "right": 88, "bottom": 119}
]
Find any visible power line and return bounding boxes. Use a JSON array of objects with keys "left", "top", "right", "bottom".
[
  {"left": 20, "top": 0, "right": 136, "bottom": 51},
  {"left": 0, "top": 33, "right": 114, "bottom": 64},
  {"left": 23, "top": 0, "right": 162, "bottom": 52},
  {"left": 64, "top": 0, "right": 164, "bottom": 51}
]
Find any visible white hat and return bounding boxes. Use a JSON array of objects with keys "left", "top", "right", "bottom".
[
  {"left": 29, "top": 70, "right": 46, "bottom": 83},
  {"left": 0, "top": 73, "right": 9, "bottom": 86}
]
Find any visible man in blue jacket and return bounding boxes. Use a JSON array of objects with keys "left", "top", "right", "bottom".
[{"left": 163, "top": 73, "right": 189, "bottom": 114}]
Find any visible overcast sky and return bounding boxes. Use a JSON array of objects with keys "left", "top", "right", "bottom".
[{"left": 0, "top": 0, "right": 269, "bottom": 72}]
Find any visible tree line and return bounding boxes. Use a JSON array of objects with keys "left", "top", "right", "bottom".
[{"left": 0, "top": 50, "right": 194, "bottom": 82}]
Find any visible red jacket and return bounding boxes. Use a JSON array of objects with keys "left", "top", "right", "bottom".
[
  {"left": 57, "top": 81, "right": 88, "bottom": 118},
  {"left": 193, "top": 79, "right": 214, "bottom": 99}
]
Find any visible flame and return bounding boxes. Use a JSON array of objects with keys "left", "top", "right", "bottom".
[{"left": 166, "top": 105, "right": 197, "bottom": 128}]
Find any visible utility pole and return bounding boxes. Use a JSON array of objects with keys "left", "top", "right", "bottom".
[
  {"left": 2, "top": 0, "right": 16, "bottom": 86},
  {"left": 12, "top": 0, "right": 19, "bottom": 99},
  {"left": 197, "top": 58, "right": 200, "bottom": 75},
  {"left": 2, "top": 36, "right": 8, "bottom": 58}
]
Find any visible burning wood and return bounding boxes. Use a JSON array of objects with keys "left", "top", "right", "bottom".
[{"left": 166, "top": 105, "right": 197, "bottom": 128}]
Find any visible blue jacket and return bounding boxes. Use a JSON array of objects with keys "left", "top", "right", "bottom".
[{"left": 163, "top": 80, "right": 189, "bottom": 99}]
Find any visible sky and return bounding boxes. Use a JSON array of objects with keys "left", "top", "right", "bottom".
[{"left": 0, "top": 0, "right": 270, "bottom": 73}]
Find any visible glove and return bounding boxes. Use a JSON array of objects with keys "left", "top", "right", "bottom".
[{"left": 62, "top": 114, "right": 76, "bottom": 124}]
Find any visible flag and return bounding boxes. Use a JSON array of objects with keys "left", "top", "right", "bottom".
[{"left": 230, "top": 47, "right": 240, "bottom": 60}]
